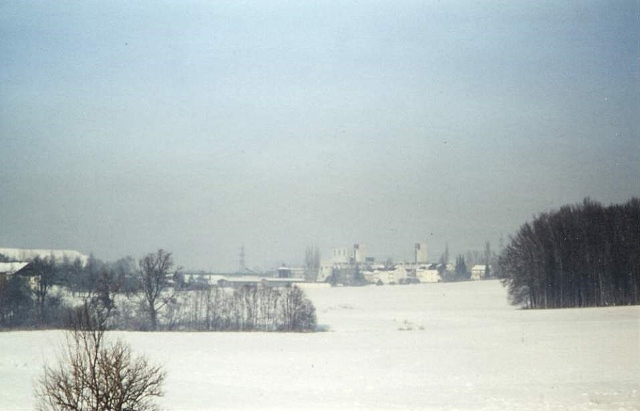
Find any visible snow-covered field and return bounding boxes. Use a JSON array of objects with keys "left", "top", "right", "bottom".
[{"left": 1, "top": 280, "right": 638, "bottom": 410}]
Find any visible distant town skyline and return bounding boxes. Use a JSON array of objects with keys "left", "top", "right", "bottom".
[{"left": 1, "top": 1, "right": 638, "bottom": 271}]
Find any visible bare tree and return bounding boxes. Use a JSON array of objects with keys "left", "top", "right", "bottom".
[
  {"left": 29, "top": 255, "right": 58, "bottom": 326},
  {"left": 498, "top": 198, "right": 640, "bottom": 308},
  {"left": 138, "top": 249, "right": 181, "bottom": 331},
  {"left": 278, "top": 286, "right": 317, "bottom": 332},
  {"left": 36, "top": 305, "right": 166, "bottom": 411},
  {"left": 0, "top": 273, "right": 32, "bottom": 327}
]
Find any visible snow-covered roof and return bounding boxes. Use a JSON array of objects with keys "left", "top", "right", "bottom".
[
  {"left": 262, "top": 278, "right": 305, "bottom": 283},
  {"left": 471, "top": 265, "right": 487, "bottom": 271},
  {"left": 219, "top": 276, "right": 265, "bottom": 283},
  {"left": 186, "top": 274, "right": 227, "bottom": 283},
  {"left": 216, "top": 276, "right": 308, "bottom": 288},
  {"left": 0, "top": 262, "right": 29, "bottom": 275}
]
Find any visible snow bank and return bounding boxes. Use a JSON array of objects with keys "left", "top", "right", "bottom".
[{"left": 1, "top": 280, "right": 637, "bottom": 410}]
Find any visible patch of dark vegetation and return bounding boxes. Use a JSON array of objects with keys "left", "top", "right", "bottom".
[{"left": 498, "top": 198, "right": 640, "bottom": 308}]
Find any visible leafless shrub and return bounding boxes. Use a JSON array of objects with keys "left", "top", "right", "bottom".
[{"left": 35, "top": 307, "right": 166, "bottom": 411}]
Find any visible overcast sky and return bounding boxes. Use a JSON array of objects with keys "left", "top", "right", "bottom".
[{"left": 1, "top": 1, "right": 638, "bottom": 271}]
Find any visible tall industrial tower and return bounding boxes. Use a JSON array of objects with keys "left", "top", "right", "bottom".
[{"left": 415, "top": 243, "right": 428, "bottom": 264}]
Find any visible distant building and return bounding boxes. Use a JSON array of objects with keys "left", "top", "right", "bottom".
[
  {"left": 331, "top": 247, "right": 351, "bottom": 264},
  {"left": 363, "top": 265, "right": 408, "bottom": 285},
  {"left": 471, "top": 265, "right": 488, "bottom": 281},
  {"left": 0, "top": 261, "right": 44, "bottom": 290},
  {"left": 323, "top": 242, "right": 441, "bottom": 285},
  {"left": 216, "top": 276, "right": 305, "bottom": 289},
  {"left": 276, "top": 265, "right": 305, "bottom": 279},
  {"left": 415, "top": 264, "right": 441, "bottom": 283},
  {"left": 331, "top": 244, "right": 366, "bottom": 267},
  {"left": 317, "top": 263, "right": 334, "bottom": 282},
  {"left": 0, "top": 262, "right": 30, "bottom": 283},
  {"left": 277, "top": 265, "right": 292, "bottom": 278},
  {"left": 217, "top": 276, "right": 264, "bottom": 289},
  {"left": 415, "top": 243, "right": 428, "bottom": 264},
  {"left": 325, "top": 244, "right": 368, "bottom": 284},
  {"left": 353, "top": 243, "right": 366, "bottom": 264}
]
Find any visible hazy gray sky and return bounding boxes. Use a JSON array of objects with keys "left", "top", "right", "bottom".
[{"left": 1, "top": 1, "right": 638, "bottom": 271}]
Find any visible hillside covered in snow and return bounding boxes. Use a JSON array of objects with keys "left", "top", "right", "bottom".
[{"left": 1, "top": 280, "right": 637, "bottom": 410}]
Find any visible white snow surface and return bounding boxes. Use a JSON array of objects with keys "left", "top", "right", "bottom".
[
  {"left": 0, "top": 247, "right": 89, "bottom": 265},
  {"left": 1, "top": 280, "right": 638, "bottom": 410}
]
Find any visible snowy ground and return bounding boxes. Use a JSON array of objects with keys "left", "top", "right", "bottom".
[{"left": 1, "top": 280, "right": 638, "bottom": 410}]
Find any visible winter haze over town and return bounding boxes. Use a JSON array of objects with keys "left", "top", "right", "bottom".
[{"left": 1, "top": 1, "right": 638, "bottom": 411}]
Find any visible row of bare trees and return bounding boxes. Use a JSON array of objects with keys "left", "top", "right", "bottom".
[
  {"left": 498, "top": 198, "right": 640, "bottom": 308},
  {"left": 0, "top": 249, "right": 175, "bottom": 330},
  {"left": 1, "top": 249, "right": 317, "bottom": 332},
  {"left": 167, "top": 284, "right": 316, "bottom": 332},
  {"left": 31, "top": 248, "right": 319, "bottom": 411}
]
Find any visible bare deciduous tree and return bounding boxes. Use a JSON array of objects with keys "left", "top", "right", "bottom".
[
  {"left": 278, "top": 286, "right": 317, "bottom": 332},
  {"left": 36, "top": 306, "right": 166, "bottom": 411},
  {"left": 498, "top": 198, "right": 640, "bottom": 308},
  {"left": 138, "top": 249, "right": 181, "bottom": 331},
  {"left": 29, "top": 255, "right": 57, "bottom": 326}
]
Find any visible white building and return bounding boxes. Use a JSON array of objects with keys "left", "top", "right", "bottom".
[
  {"left": 353, "top": 243, "right": 366, "bottom": 263},
  {"left": 331, "top": 244, "right": 366, "bottom": 267},
  {"left": 317, "top": 263, "right": 334, "bottom": 282},
  {"left": 415, "top": 265, "right": 441, "bottom": 283},
  {"left": 331, "top": 247, "right": 351, "bottom": 264},
  {"left": 471, "top": 265, "right": 488, "bottom": 281},
  {"left": 364, "top": 265, "right": 408, "bottom": 285},
  {"left": 415, "top": 243, "right": 428, "bottom": 264},
  {"left": 276, "top": 265, "right": 305, "bottom": 279}
]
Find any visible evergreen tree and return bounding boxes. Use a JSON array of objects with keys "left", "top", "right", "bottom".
[{"left": 454, "top": 255, "right": 470, "bottom": 281}]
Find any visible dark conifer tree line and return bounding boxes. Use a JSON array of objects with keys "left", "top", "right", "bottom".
[{"left": 498, "top": 198, "right": 640, "bottom": 308}]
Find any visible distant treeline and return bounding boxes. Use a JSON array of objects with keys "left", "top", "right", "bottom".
[
  {"left": 167, "top": 285, "right": 317, "bottom": 332},
  {"left": 498, "top": 198, "right": 640, "bottom": 308},
  {"left": 0, "top": 250, "right": 316, "bottom": 332}
]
